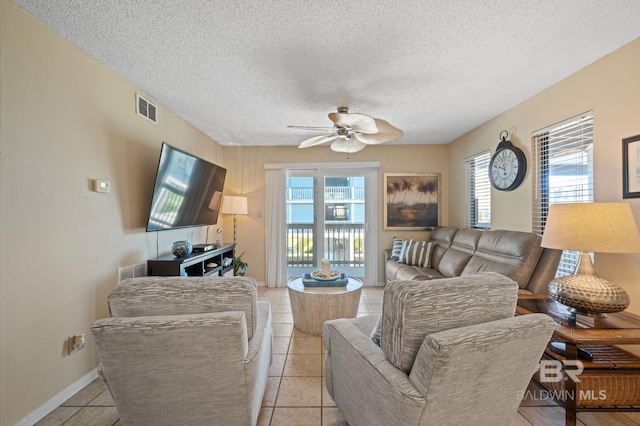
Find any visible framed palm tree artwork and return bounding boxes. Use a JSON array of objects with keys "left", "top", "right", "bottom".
[{"left": 384, "top": 172, "right": 440, "bottom": 230}]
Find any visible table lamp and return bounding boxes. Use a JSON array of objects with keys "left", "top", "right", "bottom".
[
  {"left": 541, "top": 203, "right": 640, "bottom": 318},
  {"left": 221, "top": 195, "right": 248, "bottom": 244}
]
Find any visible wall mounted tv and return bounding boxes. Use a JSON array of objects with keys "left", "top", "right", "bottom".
[{"left": 146, "top": 143, "right": 226, "bottom": 231}]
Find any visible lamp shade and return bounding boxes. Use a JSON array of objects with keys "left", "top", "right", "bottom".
[
  {"left": 541, "top": 203, "right": 640, "bottom": 253},
  {"left": 221, "top": 195, "right": 248, "bottom": 215}
]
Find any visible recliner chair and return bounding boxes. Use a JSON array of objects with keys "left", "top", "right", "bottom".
[
  {"left": 323, "top": 273, "right": 555, "bottom": 426},
  {"left": 91, "top": 276, "right": 272, "bottom": 426}
]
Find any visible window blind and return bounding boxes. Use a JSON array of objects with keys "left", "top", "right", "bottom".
[
  {"left": 532, "top": 112, "right": 594, "bottom": 277},
  {"left": 465, "top": 151, "right": 491, "bottom": 229}
]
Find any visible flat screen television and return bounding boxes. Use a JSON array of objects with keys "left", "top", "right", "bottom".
[{"left": 146, "top": 143, "right": 226, "bottom": 231}]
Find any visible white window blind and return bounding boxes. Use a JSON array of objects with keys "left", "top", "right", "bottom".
[
  {"left": 465, "top": 151, "right": 491, "bottom": 229},
  {"left": 532, "top": 112, "right": 594, "bottom": 277}
]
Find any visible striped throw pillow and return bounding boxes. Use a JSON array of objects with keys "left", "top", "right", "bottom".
[
  {"left": 390, "top": 237, "right": 404, "bottom": 261},
  {"left": 400, "top": 240, "right": 433, "bottom": 267}
]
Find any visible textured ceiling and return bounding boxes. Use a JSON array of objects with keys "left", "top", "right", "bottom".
[{"left": 11, "top": 0, "right": 640, "bottom": 146}]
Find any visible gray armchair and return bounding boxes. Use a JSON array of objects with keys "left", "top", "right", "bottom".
[
  {"left": 91, "top": 276, "right": 272, "bottom": 426},
  {"left": 323, "top": 273, "right": 555, "bottom": 426}
]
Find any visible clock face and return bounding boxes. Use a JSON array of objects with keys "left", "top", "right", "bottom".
[{"left": 489, "top": 148, "right": 526, "bottom": 191}]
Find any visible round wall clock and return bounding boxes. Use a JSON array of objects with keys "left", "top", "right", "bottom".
[{"left": 489, "top": 131, "right": 527, "bottom": 191}]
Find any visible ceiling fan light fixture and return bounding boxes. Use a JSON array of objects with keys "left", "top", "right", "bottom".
[
  {"left": 292, "top": 106, "right": 402, "bottom": 152},
  {"left": 330, "top": 138, "right": 366, "bottom": 153}
]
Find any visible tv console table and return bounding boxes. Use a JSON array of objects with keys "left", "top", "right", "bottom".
[{"left": 147, "top": 243, "right": 236, "bottom": 277}]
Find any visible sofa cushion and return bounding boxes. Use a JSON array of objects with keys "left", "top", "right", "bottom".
[
  {"left": 436, "top": 228, "right": 482, "bottom": 277},
  {"left": 386, "top": 262, "right": 445, "bottom": 282},
  {"left": 429, "top": 226, "right": 459, "bottom": 270},
  {"left": 461, "top": 230, "right": 543, "bottom": 289},
  {"left": 379, "top": 273, "right": 518, "bottom": 373},
  {"left": 109, "top": 276, "right": 259, "bottom": 339}
]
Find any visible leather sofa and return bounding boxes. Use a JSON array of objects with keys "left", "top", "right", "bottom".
[{"left": 385, "top": 226, "right": 561, "bottom": 295}]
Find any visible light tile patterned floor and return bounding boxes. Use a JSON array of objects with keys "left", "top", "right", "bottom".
[{"left": 36, "top": 286, "right": 640, "bottom": 425}]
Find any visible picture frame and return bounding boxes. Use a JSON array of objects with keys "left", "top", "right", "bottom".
[
  {"left": 623, "top": 134, "right": 640, "bottom": 199},
  {"left": 384, "top": 172, "right": 441, "bottom": 230}
]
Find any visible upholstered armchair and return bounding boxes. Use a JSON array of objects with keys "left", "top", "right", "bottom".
[
  {"left": 91, "top": 276, "right": 272, "bottom": 426},
  {"left": 323, "top": 273, "right": 555, "bottom": 426}
]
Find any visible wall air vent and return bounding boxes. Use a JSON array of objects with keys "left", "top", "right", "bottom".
[
  {"left": 136, "top": 93, "right": 157, "bottom": 124},
  {"left": 117, "top": 261, "right": 147, "bottom": 285}
]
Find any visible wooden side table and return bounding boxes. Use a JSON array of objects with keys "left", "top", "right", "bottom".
[
  {"left": 517, "top": 295, "right": 640, "bottom": 426},
  {"left": 287, "top": 276, "right": 363, "bottom": 336}
]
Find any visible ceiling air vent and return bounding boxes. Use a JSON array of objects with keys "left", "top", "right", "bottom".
[{"left": 136, "top": 93, "right": 157, "bottom": 124}]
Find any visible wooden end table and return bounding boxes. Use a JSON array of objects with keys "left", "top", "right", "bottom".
[
  {"left": 287, "top": 276, "right": 362, "bottom": 336},
  {"left": 517, "top": 295, "right": 640, "bottom": 426}
]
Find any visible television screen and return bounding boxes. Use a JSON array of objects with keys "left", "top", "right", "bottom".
[{"left": 146, "top": 143, "right": 226, "bottom": 231}]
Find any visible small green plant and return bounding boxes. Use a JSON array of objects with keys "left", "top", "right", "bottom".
[{"left": 234, "top": 251, "right": 248, "bottom": 276}]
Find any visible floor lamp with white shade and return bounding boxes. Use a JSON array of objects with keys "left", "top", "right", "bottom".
[{"left": 221, "top": 195, "right": 248, "bottom": 244}]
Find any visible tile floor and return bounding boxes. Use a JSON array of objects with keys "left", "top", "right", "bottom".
[{"left": 36, "top": 286, "right": 640, "bottom": 426}]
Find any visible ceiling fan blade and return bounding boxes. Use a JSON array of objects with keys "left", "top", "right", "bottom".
[
  {"left": 329, "top": 112, "right": 378, "bottom": 134},
  {"left": 354, "top": 119, "right": 404, "bottom": 144},
  {"left": 298, "top": 134, "right": 339, "bottom": 148},
  {"left": 288, "top": 125, "right": 337, "bottom": 132},
  {"left": 330, "top": 138, "right": 367, "bottom": 153}
]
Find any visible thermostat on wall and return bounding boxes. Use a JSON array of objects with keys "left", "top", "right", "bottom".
[{"left": 93, "top": 179, "right": 111, "bottom": 193}]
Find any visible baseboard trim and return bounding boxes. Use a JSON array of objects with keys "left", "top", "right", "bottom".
[{"left": 14, "top": 368, "right": 98, "bottom": 426}]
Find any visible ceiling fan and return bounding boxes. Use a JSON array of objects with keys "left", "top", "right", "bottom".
[{"left": 288, "top": 107, "right": 403, "bottom": 153}]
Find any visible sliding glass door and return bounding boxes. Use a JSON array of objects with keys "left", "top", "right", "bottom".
[{"left": 285, "top": 166, "right": 377, "bottom": 284}]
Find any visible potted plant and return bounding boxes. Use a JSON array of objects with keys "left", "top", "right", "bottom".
[{"left": 234, "top": 251, "right": 248, "bottom": 276}]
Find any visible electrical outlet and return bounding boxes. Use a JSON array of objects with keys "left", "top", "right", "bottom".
[{"left": 68, "top": 333, "right": 85, "bottom": 355}]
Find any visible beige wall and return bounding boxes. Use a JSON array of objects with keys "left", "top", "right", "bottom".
[
  {"left": 0, "top": 2, "right": 225, "bottom": 424},
  {"left": 448, "top": 38, "right": 640, "bottom": 315},
  {"left": 222, "top": 144, "right": 449, "bottom": 285}
]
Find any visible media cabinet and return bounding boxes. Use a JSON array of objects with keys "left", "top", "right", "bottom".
[{"left": 147, "top": 243, "right": 236, "bottom": 277}]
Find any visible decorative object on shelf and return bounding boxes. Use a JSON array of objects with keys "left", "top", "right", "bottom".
[
  {"left": 303, "top": 272, "right": 348, "bottom": 287},
  {"left": 216, "top": 228, "right": 224, "bottom": 247},
  {"left": 622, "top": 134, "right": 640, "bottom": 198},
  {"left": 541, "top": 203, "right": 640, "bottom": 318},
  {"left": 234, "top": 251, "right": 248, "bottom": 276},
  {"left": 321, "top": 258, "right": 330, "bottom": 275},
  {"left": 289, "top": 107, "right": 403, "bottom": 155},
  {"left": 171, "top": 240, "right": 193, "bottom": 258},
  {"left": 221, "top": 195, "right": 248, "bottom": 244},
  {"left": 310, "top": 270, "right": 341, "bottom": 281},
  {"left": 489, "top": 130, "right": 527, "bottom": 191},
  {"left": 383, "top": 172, "right": 440, "bottom": 230}
]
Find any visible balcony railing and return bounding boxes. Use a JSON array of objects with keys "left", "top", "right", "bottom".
[
  {"left": 287, "top": 186, "right": 364, "bottom": 202},
  {"left": 287, "top": 223, "right": 365, "bottom": 268}
]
